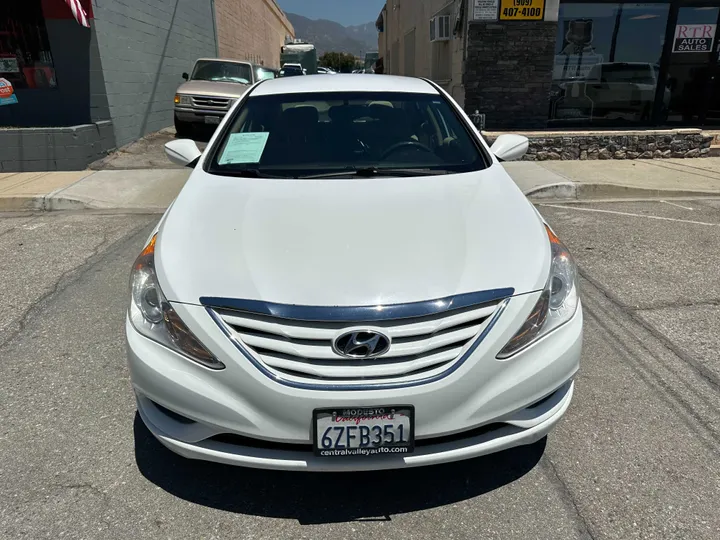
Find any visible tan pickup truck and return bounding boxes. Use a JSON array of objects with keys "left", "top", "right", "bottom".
[{"left": 174, "top": 59, "right": 277, "bottom": 136}]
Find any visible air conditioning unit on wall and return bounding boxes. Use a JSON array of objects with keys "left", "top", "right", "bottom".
[{"left": 430, "top": 15, "right": 451, "bottom": 42}]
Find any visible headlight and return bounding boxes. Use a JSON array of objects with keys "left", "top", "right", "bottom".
[
  {"left": 497, "top": 225, "right": 579, "bottom": 359},
  {"left": 129, "top": 234, "right": 224, "bottom": 369},
  {"left": 174, "top": 94, "right": 192, "bottom": 105}
]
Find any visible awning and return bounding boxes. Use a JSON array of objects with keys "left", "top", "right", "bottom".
[{"left": 62, "top": 0, "right": 90, "bottom": 28}]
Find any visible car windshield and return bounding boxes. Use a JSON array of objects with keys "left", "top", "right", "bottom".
[
  {"left": 191, "top": 61, "right": 252, "bottom": 84},
  {"left": 208, "top": 91, "right": 487, "bottom": 178}
]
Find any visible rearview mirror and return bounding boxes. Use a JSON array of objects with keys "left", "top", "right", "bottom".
[
  {"left": 165, "top": 139, "right": 202, "bottom": 168},
  {"left": 490, "top": 134, "right": 529, "bottom": 162},
  {"left": 182, "top": 72, "right": 189, "bottom": 81}
]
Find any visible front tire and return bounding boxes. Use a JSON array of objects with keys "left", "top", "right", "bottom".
[{"left": 174, "top": 116, "right": 194, "bottom": 139}]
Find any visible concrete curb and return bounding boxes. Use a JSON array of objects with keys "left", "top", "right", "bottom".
[
  {"left": 44, "top": 194, "right": 167, "bottom": 212},
  {"left": 0, "top": 194, "right": 166, "bottom": 213},
  {"left": 524, "top": 182, "right": 720, "bottom": 201},
  {"left": 0, "top": 195, "right": 42, "bottom": 212},
  {"left": 524, "top": 182, "right": 577, "bottom": 200},
  {"left": 3, "top": 182, "right": 720, "bottom": 213}
]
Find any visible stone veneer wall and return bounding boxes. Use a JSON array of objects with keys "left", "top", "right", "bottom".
[{"left": 483, "top": 130, "right": 714, "bottom": 160}]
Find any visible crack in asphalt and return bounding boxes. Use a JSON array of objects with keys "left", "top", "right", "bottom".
[
  {"left": 51, "top": 482, "right": 107, "bottom": 498},
  {"left": 540, "top": 456, "right": 597, "bottom": 540},
  {"left": 579, "top": 268, "right": 720, "bottom": 394},
  {"left": 632, "top": 298, "right": 720, "bottom": 311},
  {"left": 0, "top": 222, "right": 153, "bottom": 352},
  {"left": 0, "top": 214, "right": 40, "bottom": 241},
  {"left": 578, "top": 275, "right": 720, "bottom": 458},
  {"left": 49, "top": 482, "right": 115, "bottom": 530}
]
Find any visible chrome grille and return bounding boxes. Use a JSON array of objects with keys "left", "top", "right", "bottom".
[
  {"left": 210, "top": 299, "right": 504, "bottom": 386},
  {"left": 191, "top": 96, "right": 231, "bottom": 109}
]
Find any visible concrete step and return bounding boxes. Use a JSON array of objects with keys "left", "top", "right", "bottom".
[{"left": 708, "top": 145, "right": 720, "bottom": 157}]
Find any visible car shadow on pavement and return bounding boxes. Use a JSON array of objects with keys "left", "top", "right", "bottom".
[
  {"left": 180, "top": 127, "right": 215, "bottom": 143},
  {"left": 133, "top": 414, "right": 546, "bottom": 524}
]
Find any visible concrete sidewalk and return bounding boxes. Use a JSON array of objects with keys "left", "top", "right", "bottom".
[
  {"left": 3, "top": 158, "right": 720, "bottom": 212},
  {"left": 507, "top": 158, "right": 720, "bottom": 200},
  {"left": 0, "top": 169, "right": 191, "bottom": 212}
]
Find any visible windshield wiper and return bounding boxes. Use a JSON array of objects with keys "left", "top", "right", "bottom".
[
  {"left": 217, "top": 169, "right": 290, "bottom": 179},
  {"left": 300, "top": 167, "right": 452, "bottom": 179}
]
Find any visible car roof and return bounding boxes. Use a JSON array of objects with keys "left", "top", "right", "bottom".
[
  {"left": 251, "top": 74, "right": 439, "bottom": 96},
  {"left": 195, "top": 58, "right": 252, "bottom": 65}
]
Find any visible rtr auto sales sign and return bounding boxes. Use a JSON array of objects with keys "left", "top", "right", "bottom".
[{"left": 673, "top": 24, "right": 716, "bottom": 52}]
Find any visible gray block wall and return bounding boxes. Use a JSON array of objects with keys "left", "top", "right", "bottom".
[
  {"left": 92, "top": 0, "right": 218, "bottom": 148},
  {"left": 0, "top": 121, "right": 115, "bottom": 172},
  {"left": 464, "top": 22, "right": 557, "bottom": 130}
]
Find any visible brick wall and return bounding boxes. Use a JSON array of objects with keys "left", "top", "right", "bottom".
[
  {"left": 92, "top": 0, "right": 218, "bottom": 147},
  {"left": 214, "top": 0, "right": 294, "bottom": 68},
  {"left": 464, "top": 22, "right": 557, "bottom": 130}
]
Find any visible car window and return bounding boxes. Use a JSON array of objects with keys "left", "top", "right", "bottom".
[
  {"left": 279, "top": 67, "right": 303, "bottom": 77},
  {"left": 600, "top": 64, "right": 654, "bottom": 85},
  {"left": 256, "top": 67, "right": 276, "bottom": 81},
  {"left": 208, "top": 91, "right": 487, "bottom": 177},
  {"left": 192, "top": 61, "right": 252, "bottom": 84}
]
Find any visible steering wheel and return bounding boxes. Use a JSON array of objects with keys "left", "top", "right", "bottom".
[{"left": 380, "top": 141, "right": 434, "bottom": 160}]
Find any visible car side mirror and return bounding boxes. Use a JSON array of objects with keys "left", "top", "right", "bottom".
[
  {"left": 490, "top": 134, "right": 529, "bottom": 162},
  {"left": 182, "top": 72, "right": 189, "bottom": 81},
  {"left": 165, "top": 139, "right": 202, "bottom": 168}
]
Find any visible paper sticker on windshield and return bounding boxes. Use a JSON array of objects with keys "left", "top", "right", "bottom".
[{"left": 219, "top": 132, "right": 270, "bottom": 164}]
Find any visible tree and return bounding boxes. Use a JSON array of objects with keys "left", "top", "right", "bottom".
[{"left": 319, "top": 52, "right": 357, "bottom": 73}]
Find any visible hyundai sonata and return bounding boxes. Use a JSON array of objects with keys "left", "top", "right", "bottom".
[{"left": 127, "top": 75, "right": 582, "bottom": 471}]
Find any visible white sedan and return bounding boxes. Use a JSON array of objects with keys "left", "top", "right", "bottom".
[{"left": 127, "top": 75, "right": 582, "bottom": 471}]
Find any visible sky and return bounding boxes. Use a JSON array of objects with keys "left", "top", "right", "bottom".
[{"left": 277, "top": 0, "right": 386, "bottom": 26}]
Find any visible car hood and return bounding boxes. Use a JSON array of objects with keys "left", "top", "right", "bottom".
[
  {"left": 156, "top": 166, "right": 550, "bottom": 307},
  {"left": 176, "top": 80, "right": 251, "bottom": 98}
]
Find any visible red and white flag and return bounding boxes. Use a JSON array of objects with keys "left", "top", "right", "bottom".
[{"left": 63, "top": 0, "right": 90, "bottom": 28}]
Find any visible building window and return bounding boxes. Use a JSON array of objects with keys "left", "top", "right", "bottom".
[
  {"left": 549, "top": 2, "right": 670, "bottom": 126},
  {"left": 0, "top": 2, "right": 57, "bottom": 89},
  {"left": 432, "top": 42, "right": 452, "bottom": 81}
]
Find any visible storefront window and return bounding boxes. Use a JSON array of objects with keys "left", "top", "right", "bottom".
[
  {"left": 549, "top": 2, "right": 670, "bottom": 126},
  {"left": 665, "top": 7, "right": 720, "bottom": 124},
  {"left": 0, "top": 3, "right": 57, "bottom": 89}
]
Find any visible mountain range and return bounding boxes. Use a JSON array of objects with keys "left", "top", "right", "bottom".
[
  {"left": 286, "top": 13, "right": 378, "bottom": 57},
  {"left": 277, "top": 0, "right": 385, "bottom": 27}
]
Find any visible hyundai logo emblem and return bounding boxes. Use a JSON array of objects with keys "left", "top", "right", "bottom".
[{"left": 333, "top": 330, "right": 391, "bottom": 359}]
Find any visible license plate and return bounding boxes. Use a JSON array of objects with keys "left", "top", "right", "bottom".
[
  {"left": 204, "top": 116, "right": 221, "bottom": 124},
  {"left": 313, "top": 406, "right": 414, "bottom": 458}
]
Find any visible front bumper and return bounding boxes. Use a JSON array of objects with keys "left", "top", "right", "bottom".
[
  {"left": 126, "top": 292, "right": 583, "bottom": 471},
  {"left": 174, "top": 106, "right": 228, "bottom": 124},
  {"left": 137, "top": 381, "right": 573, "bottom": 471}
]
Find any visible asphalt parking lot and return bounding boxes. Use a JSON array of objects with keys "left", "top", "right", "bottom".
[{"left": 1, "top": 199, "right": 719, "bottom": 539}]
